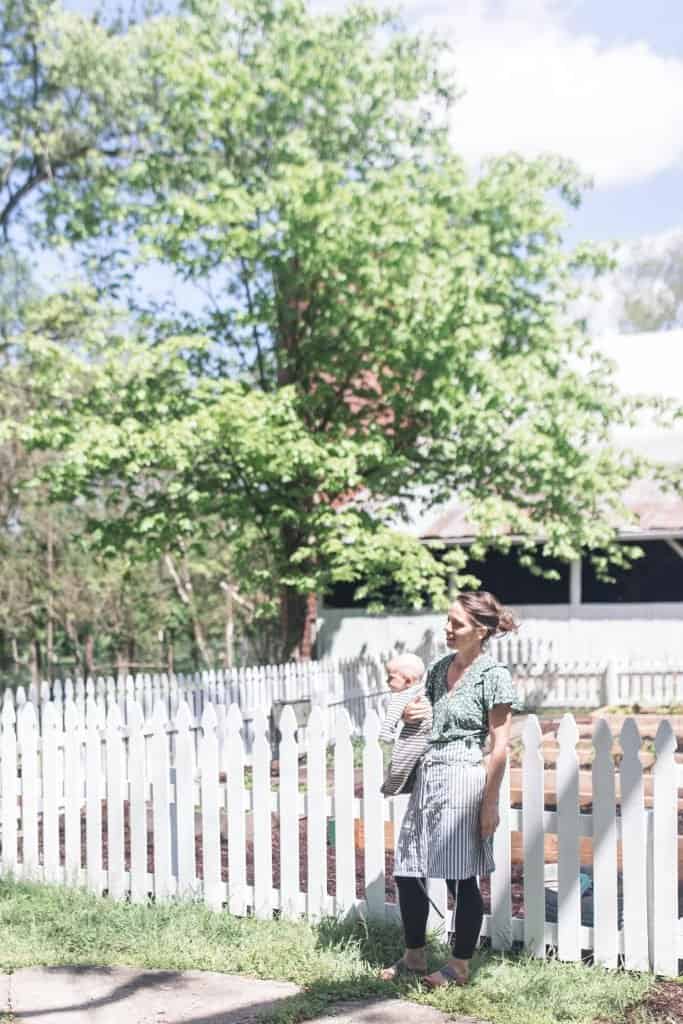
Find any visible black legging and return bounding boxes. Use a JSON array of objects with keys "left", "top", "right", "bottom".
[{"left": 396, "top": 875, "right": 484, "bottom": 960}]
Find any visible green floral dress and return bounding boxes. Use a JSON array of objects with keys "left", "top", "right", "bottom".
[{"left": 394, "top": 651, "right": 520, "bottom": 880}]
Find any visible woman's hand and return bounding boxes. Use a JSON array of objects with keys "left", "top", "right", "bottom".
[
  {"left": 479, "top": 799, "right": 500, "bottom": 839},
  {"left": 402, "top": 697, "right": 430, "bottom": 724}
]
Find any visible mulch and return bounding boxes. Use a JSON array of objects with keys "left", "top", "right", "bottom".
[{"left": 622, "top": 981, "right": 683, "bottom": 1024}]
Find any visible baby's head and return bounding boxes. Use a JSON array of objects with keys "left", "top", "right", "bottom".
[{"left": 385, "top": 653, "right": 425, "bottom": 692}]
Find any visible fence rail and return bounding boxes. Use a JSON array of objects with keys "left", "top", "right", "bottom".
[
  {"left": 0, "top": 692, "right": 680, "bottom": 976},
  {"left": 3, "top": 648, "right": 683, "bottom": 722}
]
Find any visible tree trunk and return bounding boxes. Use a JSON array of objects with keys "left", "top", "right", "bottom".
[
  {"left": 219, "top": 581, "right": 255, "bottom": 668},
  {"left": 301, "top": 593, "right": 317, "bottom": 659},
  {"left": 10, "top": 635, "right": 28, "bottom": 672},
  {"left": 164, "top": 553, "right": 213, "bottom": 669},
  {"left": 279, "top": 588, "right": 317, "bottom": 661},
  {"left": 167, "top": 632, "right": 175, "bottom": 676},
  {"left": 46, "top": 516, "right": 54, "bottom": 679},
  {"left": 84, "top": 634, "right": 95, "bottom": 676},
  {"left": 64, "top": 616, "right": 85, "bottom": 678},
  {"left": 30, "top": 636, "right": 41, "bottom": 686},
  {"left": 223, "top": 584, "right": 234, "bottom": 669},
  {"left": 116, "top": 650, "right": 128, "bottom": 678}
]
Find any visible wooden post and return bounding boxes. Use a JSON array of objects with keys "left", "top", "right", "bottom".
[{"left": 569, "top": 557, "right": 582, "bottom": 610}]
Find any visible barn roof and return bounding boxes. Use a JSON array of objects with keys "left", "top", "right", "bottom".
[
  {"left": 419, "top": 328, "right": 683, "bottom": 544},
  {"left": 419, "top": 480, "right": 683, "bottom": 544}
]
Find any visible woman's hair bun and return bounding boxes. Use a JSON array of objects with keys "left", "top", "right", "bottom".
[{"left": 457, "top": 591, "right": 519, "bottom": 639}]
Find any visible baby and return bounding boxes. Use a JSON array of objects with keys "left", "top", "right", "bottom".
[
  {"left": 380, "top": 652, "right": 432, "bottom": 796},
  {"left": 379, "top": 653, "right": 426, "bottom": 742}
]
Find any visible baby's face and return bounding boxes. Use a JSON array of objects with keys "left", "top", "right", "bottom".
[{"left": 386, "top": 668, "right": 413, "bottom": 692}]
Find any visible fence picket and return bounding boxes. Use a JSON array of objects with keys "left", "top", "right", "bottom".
[
  {"left": 74, "top": 679, "right": 85, "bottom": 718},
  {"left": 174, "top": 700, "right": 197, "bottom": 898},
  {"left": 652, "top": 720, "right": 678, "bottom": 976},
  {"left": 41, "top": 702, "right": 60, "bottom": 884},
  {"left": 18, "top": 702, "right": 39, "bottom": 878},
  {"left": 127, "top": 698, "right": 148, "bottom": 903},
  {"left": 522, "top": 715, "right": 545, "bottom": 956},
  {"left": 226, "top": 704, "right": 247, "bottom": 917},
  {"left": 333, "top": 708, "right": 356, "bottom": 916},
  {"left": 252, "top": 707, "right": 273, "bottom": 919},
  {"left": 200, "top": 703, "right": 222, "bottom": 911},
  {"left": 362, "top": 709, "right": 385, "bottom": 920},
  {"left": 557, "top": 714, "right": 581, "bottom": 961},
  {"left": 491, "top": 757, "right": 513, "bottom": 949},
  {"left": 63, "top": 699, "right": 83, "bottom": 884},
  {"left": 151, "top": 701, "right": 173, "bottom": 901},
  {"left": 620, "top": 718, "right": 649, "bottom": 971},
  {"left": 106, "top": 704, "right": 126, "bottom": 899},
  {"left": 1, "top": 694, "right": 17, "bottom": 874},
  {"left": 277, "top": 705, "right": 300, "bottom": 919},
  {"left": 85, "top": 697, "right": 104, "bottom": 893},
  {"left": 592, "top": 718, "right": 618, "bottom": 969},
  {"left": 306, "top": 705, "right": 327, "bottom": 920}
]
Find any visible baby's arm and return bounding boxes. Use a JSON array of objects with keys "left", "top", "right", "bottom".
[{"left": 379, "top": 691, "right": 407, "bottom": 743}]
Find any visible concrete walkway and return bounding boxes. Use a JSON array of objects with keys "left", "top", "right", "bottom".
[{"left": 1, "top": 966, "right": 486, "bottom": 1024}]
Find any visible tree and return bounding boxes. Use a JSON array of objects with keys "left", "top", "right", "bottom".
[
  {"left": 0, "top": 0, "right": 149, "bottom": 243},
  {"left": 615, "top": 231, "right": 683, "bottom": 333},
  {"left": 4, "top": 0, "right": 678, "bottom": 658}
]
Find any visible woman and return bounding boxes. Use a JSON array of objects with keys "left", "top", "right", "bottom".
[{"left": 381, "top": 590, "right": 519, "bottom": 988}]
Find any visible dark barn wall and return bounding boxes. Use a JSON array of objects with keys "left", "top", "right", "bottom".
[
  {"left": 323, "top": 541, "right": 683, "bottom": 609},
  {"left": 463, "top": 549, "right": 569, "bottom": 605},
  {"left": 582, "top": 540, "right": 683, "bottom": 602}
]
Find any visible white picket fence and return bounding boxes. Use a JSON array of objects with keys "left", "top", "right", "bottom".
[
  {"left": 0, "top": 692, "right": 680, "bottom": 976},
  {"left": 4, "top": 646, "right": 683, "bottom": 734},
  {"left": 0, "top": 658, "right": 389, "bottom": 756}
]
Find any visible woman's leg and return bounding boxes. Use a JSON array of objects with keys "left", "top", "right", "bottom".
[
  {"left": 397, "top": 876, "right": 430, "bottom": 950},
  {"left": 448, "top": 876, "right": 484, "bottom": 959},
  {"left": 381, "top": 876, "right": 429, "bottom": 978},
  {"left": 424, "top": 876, "right": 483, "bottom": 988}
]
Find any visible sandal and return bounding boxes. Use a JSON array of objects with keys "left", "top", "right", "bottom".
[
  {"left": 380, "top": 958, "right": 427, "bottom": 981},
  {"left": 422, "top": 962, "right": 469, "bottom": 989}
]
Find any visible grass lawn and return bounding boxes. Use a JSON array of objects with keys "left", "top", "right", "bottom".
[{"left": 0, "top": 878, "right": 675, "bottom": 1024}]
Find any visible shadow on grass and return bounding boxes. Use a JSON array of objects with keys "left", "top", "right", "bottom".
[{"left": 314, "top": 913, "right": 451, "bottom": 970}]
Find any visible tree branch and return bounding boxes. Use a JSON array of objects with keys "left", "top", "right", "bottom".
[{"left": 239, "top": 256, "right": 269, "bottom": 390}]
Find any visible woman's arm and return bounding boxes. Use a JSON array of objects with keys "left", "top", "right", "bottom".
[{"left": 480, "top": 703, "right": 512, "bottom": 838}]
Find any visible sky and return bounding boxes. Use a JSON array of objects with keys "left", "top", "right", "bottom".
[
  {"left": 58, "top": 0, "right": 683, "bottom": 348},
  {"left": 63, "top": 0, "right": 682, "bottom": 247},
  {"left": 308, "top": 0, "right": 683, "bottom": 246}
]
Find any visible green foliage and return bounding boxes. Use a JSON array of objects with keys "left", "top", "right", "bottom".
[
  {"left": 2, "top": 0, "right": 679, "bottom": 658},
  {"left": 0, "top": 0, "right": 150, "bottom": 243}
]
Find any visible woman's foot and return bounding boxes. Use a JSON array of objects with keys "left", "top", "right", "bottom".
[
  {"left": 380, "top": 950, "right": 427, "bottom": 981},
  {"left": 422, "top": 957, "right": 469, "bottom": 989}
]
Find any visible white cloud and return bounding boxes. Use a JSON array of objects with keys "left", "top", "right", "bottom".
[{"left": 313, "top": 0, "right": 683, "bottom": 189}]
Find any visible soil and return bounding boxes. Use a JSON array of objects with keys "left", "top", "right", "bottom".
[{"left": 620, "top": 981, "right": 683, "bottom": 1024}]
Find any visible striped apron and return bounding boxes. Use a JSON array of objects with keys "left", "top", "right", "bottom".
[{"left": 394, "top": 740, "right": 495, "bottom": 880}]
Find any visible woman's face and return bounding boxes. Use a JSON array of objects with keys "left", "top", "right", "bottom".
[{"left": 445, "top": 601, "right": 485, "bottom": 651}]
